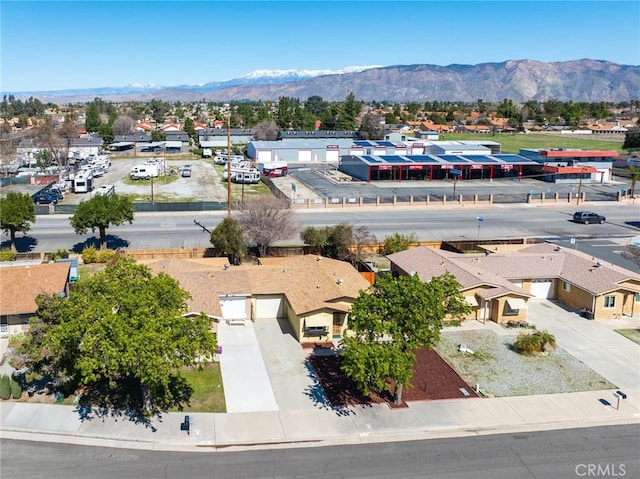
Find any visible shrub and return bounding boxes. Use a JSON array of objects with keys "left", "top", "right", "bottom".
[
  {"left": 0, "top": 248, "right": 17, "bottom": 262},
  {"left": 81, "top": 245, "right": 98, "bottom": 263},
  {"left": 96, "top": 249, "right": 117, "bottom": 263},
  {"left": 384, "top": 232, "right": 417, "bottom": 254},
  {"left": 514, "top": 329, "right": 557, "bottom": 355},
  {"left": 52, "top": 248, "right": 70, "bottom": 260},
  {"left": 10, "top": 375, "right": 22, "bottom": 400},
  {"left": 0, "top": 375, "right": 10, "bottom": 400}
]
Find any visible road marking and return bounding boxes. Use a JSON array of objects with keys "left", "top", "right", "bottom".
[{"left": 160, "top": 222, "right": 177, "bottom": 227}]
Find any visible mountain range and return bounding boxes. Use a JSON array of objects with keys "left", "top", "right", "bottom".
[{"left": 7, "top": 59, "right": 639, "bottom": 103}]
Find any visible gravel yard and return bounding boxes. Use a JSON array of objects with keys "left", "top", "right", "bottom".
[
  {"left": 63, "top": 155, "right": 269, "bottom": 204},
  {"left": 434, "top": 329, "right": 615, "bottom": 397}
]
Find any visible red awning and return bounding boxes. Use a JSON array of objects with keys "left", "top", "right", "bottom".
[{"left": 542, "top": 166, "right": 598, "bottom": 174}]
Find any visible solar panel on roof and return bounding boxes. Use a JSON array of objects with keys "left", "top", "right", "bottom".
[
  {"left": 406, "top": 155, "right": 438, "bottom": 163},
  {"left": 377, "top": 141, "right": 395, "bottom": 147},
  {"left": 494, "top": 154, "right": 535, "bottom": 163},
  {"left": 463, "top": 155, "right": 498, "bottom": 163},
  {"left": 363, "top": 155, "right": 381, "bottom": 163},
  {"left": 439, "top": 155, "right": 471, "bottom": 163},
  {"left": 379, "top": 155, "right": 410, "bottom": 164},
  {"left": 354, "top": 141, "right": 373, "bottom": 147}
]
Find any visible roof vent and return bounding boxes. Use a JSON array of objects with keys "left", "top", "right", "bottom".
[
  {"left": 595, "top": 262, "right": 602, "bottom": 268},
  {"left": 224, "top": 263, "right": 230, "bottom": 270},
  {"left": 337, "top": 278, "right": 344, "bottom": 285}
]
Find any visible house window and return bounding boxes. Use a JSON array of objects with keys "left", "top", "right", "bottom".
[
  {"left": 304, "top": 326, "right": 327, "bottom": 337},
  {"left": 604, "top": 296, "right": 616, "bottom": 308},
  {"left": 504, "top": 303, "right": 519, "bottom": 316},
  {"left": 635, "top": 293, "right": 640, "bottom": 303},
  {"left": 562, "top": 281, "right": 570, "bottom": 292}
]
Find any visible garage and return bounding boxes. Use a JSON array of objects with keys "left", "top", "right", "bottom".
[
  {"left": 530, "top": 279, "right": 555, "bottom": 299},
  {"left": 297, "top": 150, "right": 312, "bottom": 162},
  {"left": 325, "top": 149, "right": 339, "bottom": 163},
  {"left": 254, "top": 295, "right": 284, "bottom": 319},
  {"left": 257, "top": 150, "right": 273, "bottom": 162},
  {"left": 219, "top": 295, "right": 248, "bottom": 319}
]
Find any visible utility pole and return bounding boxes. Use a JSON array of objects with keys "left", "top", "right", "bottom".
[
  {"left": 576, "top": 165, "right": 585, "bottom": 205},
  {"left": 227, "top": 114, "right": 232, "bottom": 219}
]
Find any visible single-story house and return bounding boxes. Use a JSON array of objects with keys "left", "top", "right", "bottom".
[
  {"left": 388, "top": 243, "right": 640, "bottom": 323},
  {"left": 0, "top": 262, "right": 71, "bottom": 336},
  {"left": 144, "top": 255, "right": 371, "bottom": 343}
]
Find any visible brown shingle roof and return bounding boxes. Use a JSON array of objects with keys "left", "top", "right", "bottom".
[
  {"left": 388, "top": 243, "right": 640, "bottom": 298},
  {"left": 0, "top": 263, "right": 71, "bottom": 315},
  {"left": 143, "top": 255, "right": 370, "bottom": 317}
]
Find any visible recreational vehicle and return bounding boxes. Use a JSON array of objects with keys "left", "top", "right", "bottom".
[
  {"left": 259, "top": 161, "right": 288, "bottom": 177},
  {"left": 95, "top": 184, "right": 115, "bottom": 196},
  {"left": 73, "top": 170, "right": 94, "bottom": 193},
  {"left": 130, "top": 164, "right": 160, "bottom": 180}
]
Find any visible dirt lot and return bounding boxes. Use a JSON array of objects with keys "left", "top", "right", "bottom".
[{"left": 64, "top": 154, "right": 269, "bottom": 205}]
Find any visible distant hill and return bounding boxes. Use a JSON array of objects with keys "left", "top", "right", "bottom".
[{"left": 6, "top": 59, "right": 639, "bottom": 103}]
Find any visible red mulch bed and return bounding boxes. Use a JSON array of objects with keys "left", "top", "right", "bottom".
[{"left": 309, "top": 348, "right": 478, "bottom": 408}]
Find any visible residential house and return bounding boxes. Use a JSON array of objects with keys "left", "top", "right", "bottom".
[
  {"left": 144, "top": 255, "right": 371, "bottom": 343},
  {"left": 387, "top": 243, "right": 640, "bottom": 323},
  {"left": 0, "top": 262, "right": 71, "bottom": 336}
]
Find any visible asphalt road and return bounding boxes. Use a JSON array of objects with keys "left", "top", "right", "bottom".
[
  {"left": 4, "top": 202, "right": 639, "bottom": 255},
  {"left": 2, "top": 425, "right": 638, "bottom": 479}
]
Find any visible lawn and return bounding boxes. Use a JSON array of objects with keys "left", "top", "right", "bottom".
[
  {"left": 615, "top": 328, "right": 640, "bottom": 345},
  {"left": 173, "top": 363, "right": 226, "bottom": 413},
  {"left": 439, "top": 133, "right": 624, "bottom": 154},
  {"left": 434, "top": 329, "right": 615, "bottom": 397}
]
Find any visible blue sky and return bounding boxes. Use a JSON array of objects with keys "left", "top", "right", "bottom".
[{"left": 1, "top": 0, "right": 639, "bottom": 92}]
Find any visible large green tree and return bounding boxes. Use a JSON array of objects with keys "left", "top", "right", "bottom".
[
  {"left": 85, "top": 102, "right": 102, "bottom": 132},
  {"left": 210, "top": 217, "right": 246, "bottom": 263},
  {"left": 623, "top": 129, "right": 640, "bottom": 151},
  {"left": 341, "top": 272, "right": 470, "bottom": 405},
  {"left": 70, "top": 193, "right": 134, "bottom": 249},
  {"left": 0, "top": 191, "right": 36, "bottom": 251},
  {"left": 19, "top": 258, "right": 217, "bottom": 413}
]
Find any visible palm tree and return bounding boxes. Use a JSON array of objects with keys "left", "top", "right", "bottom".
[
  {"left": 533, "top": 330, "right": 557, "bottom": 353},
  {"left": 514, "top": 332, "right": 540, "bottom": 355},
  {"left": 628, "top": 166, "right": 640, "bottom": 197}
]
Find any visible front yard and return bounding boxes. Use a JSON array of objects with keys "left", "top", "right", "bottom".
[{"left": 434, "top": 329, "right": 615, "bottom": 397}]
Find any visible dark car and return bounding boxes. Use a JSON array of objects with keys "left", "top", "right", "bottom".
[
  {"left": 32, "top": 192, "right": 59, "bottom": 205},
  {"left": 573, "top": 211, "right": 606, "bottom": 224}
]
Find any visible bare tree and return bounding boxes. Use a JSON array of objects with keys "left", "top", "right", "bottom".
[
  {"left": 353, "top": 225, "right": 377, "bottom": 264},
  {"left": 113, "top": 115, "right": 135, "bottom": 136},
  {"left": 0, "top": 123, "right": 16, "bottom": 177},
  {"left": 621, "top": 244, "right": 640, "bottom": 267},
  {"left": 35, "top": 117, "right": 66, "bottom": 168},
  {"left": 253, "top": 120, "right": 280, "bottom": 141},
  {"left": 58, "top": 113, "right": 79, "bottom": 169},
  {"left": 237, "top": 196, "right": 297, "bottom": 257}
]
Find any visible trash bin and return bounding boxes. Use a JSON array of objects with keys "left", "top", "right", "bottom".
[{"left": 585, "top": 310, "right": 594, "bottom": 320}]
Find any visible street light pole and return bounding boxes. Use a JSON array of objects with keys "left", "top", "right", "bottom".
[
  {"left": 227, "top": 114, "right": 232, "bottom": 219},
  {"left": 576, "top": 165, "right": 585, "bottom": 205}
]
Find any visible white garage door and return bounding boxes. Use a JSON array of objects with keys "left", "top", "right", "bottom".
[
  {"left": 298, "top": 150, "right": 312, "bottom": 162},
  {"left": 219, "top": 295, "right": 247, "bottom": 319},
  {"left": 255, "top": 295, "right": 284, "bottom": 319},
  {"left": 531, "top": 279, "right": 554, "bottom": 299},
  {"left": 257, "top": 150, "right": 273, "bottom": 162},
  {"left": 326, "top": 149, "right": 339, "bottom": 163}
]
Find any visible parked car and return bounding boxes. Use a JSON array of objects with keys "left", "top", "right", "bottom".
[
  {"left": 573, "top": 211, "right": 606, "bottom": 224},
  {"left": 182, "top": 165, "right": 192, "bottom": 177},
  {"left": 32, "top": 192, "right": 59, "bottom": 205}
]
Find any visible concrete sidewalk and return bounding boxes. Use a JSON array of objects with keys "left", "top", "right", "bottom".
[
  {"left": 2, "top": 388, "right": 638, "bottom": 451},
  {"left": 2, "top": 302, "right": 639, "bottom": 451}
]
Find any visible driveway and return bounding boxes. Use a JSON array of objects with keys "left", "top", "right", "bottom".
[
  {"left": 526, "top": 300, "right": 640, "bottom": 390},
  {"left": 253, "top": 317, "right": 327, "bottom": 411},
  {"left": 216, "top": 321, "right": 278, "bottom": 413}
]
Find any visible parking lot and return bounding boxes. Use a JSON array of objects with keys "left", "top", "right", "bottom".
[{"left": 65, "top": 155, "right": 232, "bottom": 204}]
